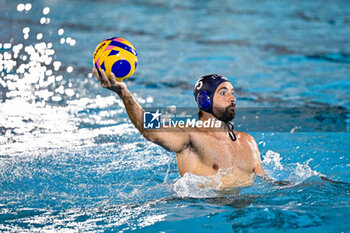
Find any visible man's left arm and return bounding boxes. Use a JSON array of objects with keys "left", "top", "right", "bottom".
[
  {"left": 254, "top": 148, "right": 265, "bottom": 175},
  {"left": 248, "top": 135, "right": 265, "bottom": 175}
]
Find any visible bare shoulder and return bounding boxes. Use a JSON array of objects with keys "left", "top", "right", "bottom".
[
  {"left": 235, "top": 131, "right": 256, "bottom": 143},
  {"left": 235, "top": 131, "right": 260, "bottom": 152}
]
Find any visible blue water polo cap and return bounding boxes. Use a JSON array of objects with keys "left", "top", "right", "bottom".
[{"left": 193, "top": 74, "right": 229, "bottom": 113}]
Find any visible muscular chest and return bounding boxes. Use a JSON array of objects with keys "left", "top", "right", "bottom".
[{"left": 194, "top": 135, "right": 258, "bottom": 173}]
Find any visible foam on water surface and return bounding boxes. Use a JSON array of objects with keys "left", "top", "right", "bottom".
[{"left": 172, "top": 150, "right": 323, "bottom": 198}]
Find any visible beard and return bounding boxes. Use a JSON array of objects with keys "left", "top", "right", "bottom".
[{"left": 213, "top": 104, "right": 236, "bottom": 123}]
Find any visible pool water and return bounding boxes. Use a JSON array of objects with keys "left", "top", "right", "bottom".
[{"left": 1, "top": 0, "right": 349, "bottom": 232}]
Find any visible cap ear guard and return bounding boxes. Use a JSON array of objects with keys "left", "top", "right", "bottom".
[
  {"left": 194, "top": 74, "right": 229, "bottom": 113},
  {"left": 197, "top": 90, "right": 211, "bottom": 111}
]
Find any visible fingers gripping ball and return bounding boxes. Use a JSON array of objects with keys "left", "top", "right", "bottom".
[{"left": 93, "top": 37, "right": 138, "bottom": 81}]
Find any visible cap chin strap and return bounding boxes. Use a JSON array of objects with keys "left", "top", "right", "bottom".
[
  {"left": 204, "top": 110, "right": 237, "bottom": 142},
  {"left": 226, "top": 121, "right": 237, "bottom": 142},
  {"left": 211, "top": 111, "right": 237, "bottom": 142}
]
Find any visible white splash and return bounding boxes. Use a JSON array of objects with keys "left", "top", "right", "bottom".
[
  {"left": 262, "top": 150, "right": 320, "bottom": 184},
  {"left": 138, "top": 213, "right": 167, "bottom": 228},
  {"left": 173, "top": 150, "right": 321, "bottom": 198},
  {"left": 173, "top": 173, "right": 221, "bottom": 198}
]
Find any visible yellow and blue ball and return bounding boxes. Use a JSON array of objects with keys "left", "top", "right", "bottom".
[{"left": 93, "top": 37, "right": 138, "bottom": 81}]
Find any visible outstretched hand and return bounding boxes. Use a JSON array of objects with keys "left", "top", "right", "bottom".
[{"left": 92, "top": 67, "right": 127, "bottom": 94}]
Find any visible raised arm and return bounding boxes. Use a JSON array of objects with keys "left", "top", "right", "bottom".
[{"left": 93, "top": 68, "right": 190, "bottom": 152}]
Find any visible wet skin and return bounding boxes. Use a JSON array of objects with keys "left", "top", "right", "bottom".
[{"left": 93, "top": 68, "right": 265, "bottom": 188}]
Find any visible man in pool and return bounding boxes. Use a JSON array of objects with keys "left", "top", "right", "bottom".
[{"left": 93, "top": 68, "right": 265, "bottom": 188}]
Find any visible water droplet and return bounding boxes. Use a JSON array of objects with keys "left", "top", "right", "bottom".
[
  {"left": 45, "top": 58, "right": 52, "bottom": 65},
  {"left": 56, "top": 76, "right": 63, "bottom": 82},
  {"left": 37, "top": 33, "right": 43, "bottom": 40},
  {"left": 17, "top": 4, "right": 25, "bottom": 12},
  {"left": 53, "top": 61, "right": 62, "bottom": 71},
  {"left": 70, "top": 39, "right": 76, "bottom": 46},
  {"left": 40, "top": 17, "right": 46, "bottom": 24},
  {"left": 45, "top": 70, "right": 53, "bottom": 76},
  {"left": 43, "top": 7, "right": 50, "bottom": 15},
  {"left": 58, "top": 29, "right": 64, "bottom": 36},
  {"left": 12, "top": 44, "right": 23, "bottom": 53},
  {"left": 4, "top": 43, "right": 12, "bottom": 49},
  {"left": 24, "top": 3, "right": 32, "bottom": 11},
  {"left": 22, "top": 27, "right": 30, "bottom": 34},
  {"left": 67, "top": 66, "right": 73, "bottom": 73}
]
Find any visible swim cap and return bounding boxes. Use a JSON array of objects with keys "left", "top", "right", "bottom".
[{"left": 193, "top": 74, "right": 229, "bottom": 113}]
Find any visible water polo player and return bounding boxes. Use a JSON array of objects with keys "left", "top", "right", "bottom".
[{"left": 93, "top": 68, "right": 265, "bottom": 188}]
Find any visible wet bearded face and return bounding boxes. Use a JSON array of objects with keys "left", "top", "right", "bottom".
[{"left": 213, "top": 103, "right": 236, "bottom": 123}]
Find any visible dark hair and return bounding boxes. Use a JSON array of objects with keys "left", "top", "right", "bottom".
[{"left": 198, "top": 110, "right": 203, "bottom": 119}]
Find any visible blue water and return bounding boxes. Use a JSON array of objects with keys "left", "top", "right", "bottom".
[{"left": 1, "top": 0, "right": 350, "bottom": 232}]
